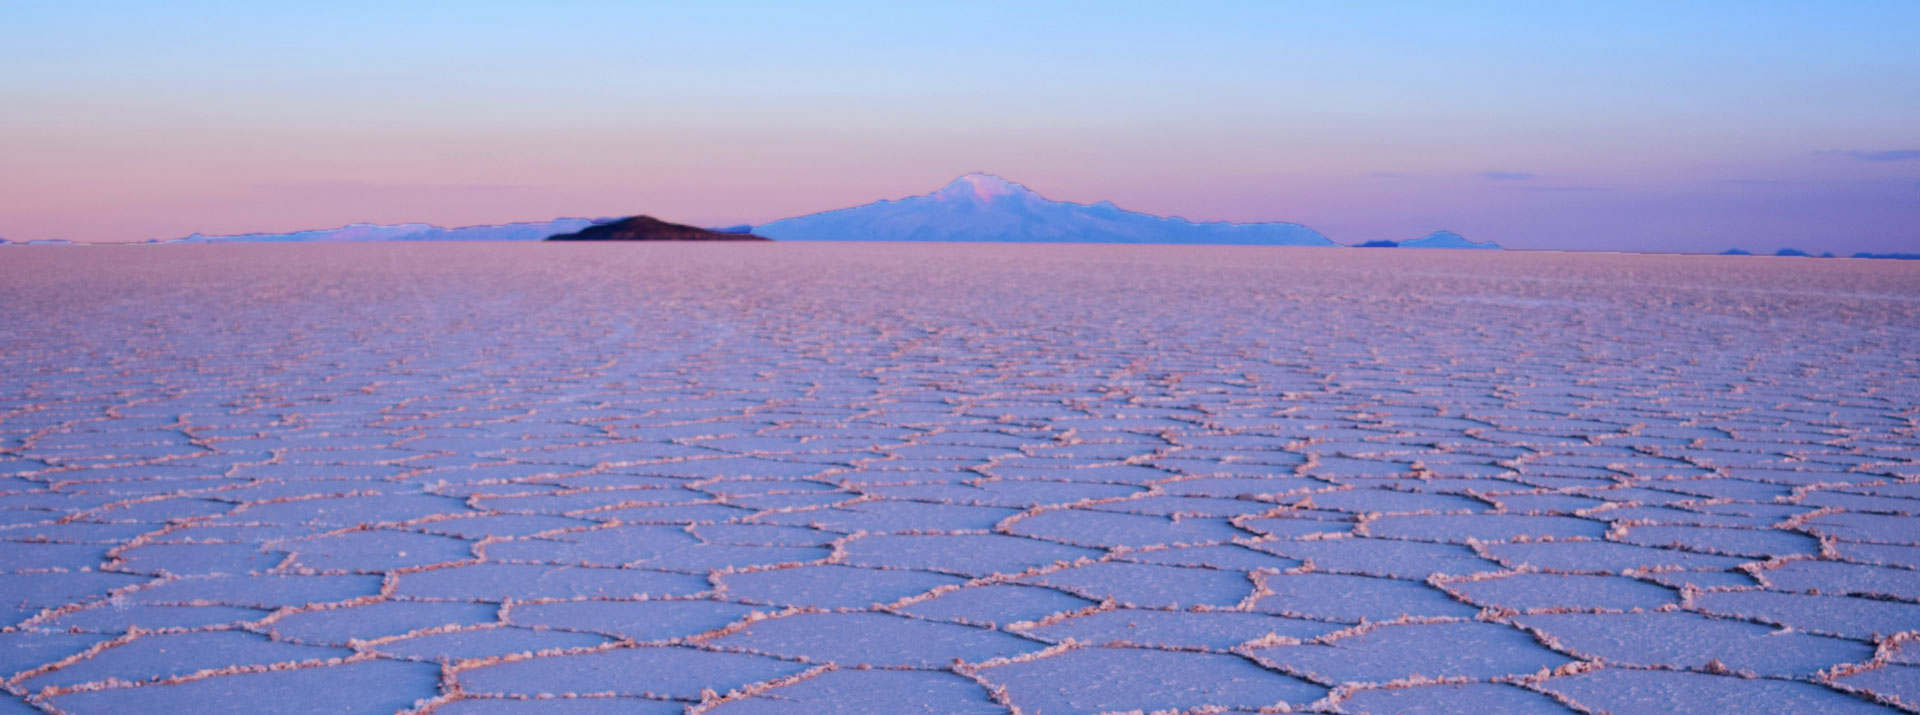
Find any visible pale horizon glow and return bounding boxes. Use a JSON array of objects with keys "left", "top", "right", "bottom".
[{"left": 3, "top": 1, "right": 1917, "bottom": 252}]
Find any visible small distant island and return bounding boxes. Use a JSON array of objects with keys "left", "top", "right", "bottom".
[
  {"left": 1352, "top": 230, "right": 1500, "bottom": 250},
  {"left": 1720, "top": 247, "right": 1916, "bottom": 260},
  {"left": 545, "top": 216, "right": 767, "bottom": 241}
]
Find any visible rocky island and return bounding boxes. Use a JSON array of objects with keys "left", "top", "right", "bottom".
[{"left": 545, "top": 215, "right": 767, "bottom": 241}]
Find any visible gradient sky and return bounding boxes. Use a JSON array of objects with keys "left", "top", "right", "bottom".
[{"left": 4, "top": 1, "right": 1917, "bottom": 251}]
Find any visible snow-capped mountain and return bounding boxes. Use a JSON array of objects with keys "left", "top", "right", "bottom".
[
  {"left": 168, "top": 218, "right": 603, "bottom": 243},
  {"left": 1396, "top": 230, "right": 1500, "bottom": 250},
  {"left": 754, "top": 173, "right": 1335, "bottom": 246}
]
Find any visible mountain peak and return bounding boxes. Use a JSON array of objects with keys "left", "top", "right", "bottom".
[
  {"left": 757, "top": 173, "right": 1334, "bottom": 246},
  {"left": 933, "top": 172, "right": 1036, "bottom": 202}
]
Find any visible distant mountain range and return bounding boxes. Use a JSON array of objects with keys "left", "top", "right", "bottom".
[
  {"left": 24, "top": 172, "right": 1904, "bottom": 256},
  {"left": 755, "top": 173, "right": 1336, "bottom": 246},
  {"left": 6, "top": 173, "right": 1484, "bottom": 248},
  {"left": 168, "top": 218, "right": 602, "bottom": 243}
]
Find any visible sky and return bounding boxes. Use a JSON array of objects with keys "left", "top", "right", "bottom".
[{"left": 3, "top": 1, "right": 1917, "bottom": 252}]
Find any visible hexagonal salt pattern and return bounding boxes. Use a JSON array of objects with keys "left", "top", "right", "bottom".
[{"left": 0, "top": 243, "right": 1916, "bottom": 713}]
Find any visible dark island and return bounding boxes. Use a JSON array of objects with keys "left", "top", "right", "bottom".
[{"left": 545, "top": 216, "right": 768, "bottom": 241}]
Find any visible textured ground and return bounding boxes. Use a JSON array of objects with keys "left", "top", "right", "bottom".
[{"left": 1, "top": 243, "right": 1918, "bottom": 714}]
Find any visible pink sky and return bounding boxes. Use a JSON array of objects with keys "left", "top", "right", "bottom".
[{"left": 3, "top": 3, "right": 1915, "bottom": 252}]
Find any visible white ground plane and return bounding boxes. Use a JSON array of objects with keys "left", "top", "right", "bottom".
[{"left": 0, "top": 244, "right": 1915, "bottom": 714}]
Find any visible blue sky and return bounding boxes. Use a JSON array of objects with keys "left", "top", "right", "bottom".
[{"left": 2, "top": 1, "right": 1916, "bottom": 251}]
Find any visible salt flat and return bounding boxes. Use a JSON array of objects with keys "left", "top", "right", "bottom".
[{"left": 1, "top": 243, "right": 1917, "bottom": 714}]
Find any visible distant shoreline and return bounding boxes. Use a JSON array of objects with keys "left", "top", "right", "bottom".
[{"left": 4, "top": 240, "right": 1913, "bottom": 260}]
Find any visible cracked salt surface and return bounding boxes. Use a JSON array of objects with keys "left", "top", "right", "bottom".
[{"left": 0, "top": 243, "right": 1917, "bottom": 713}]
